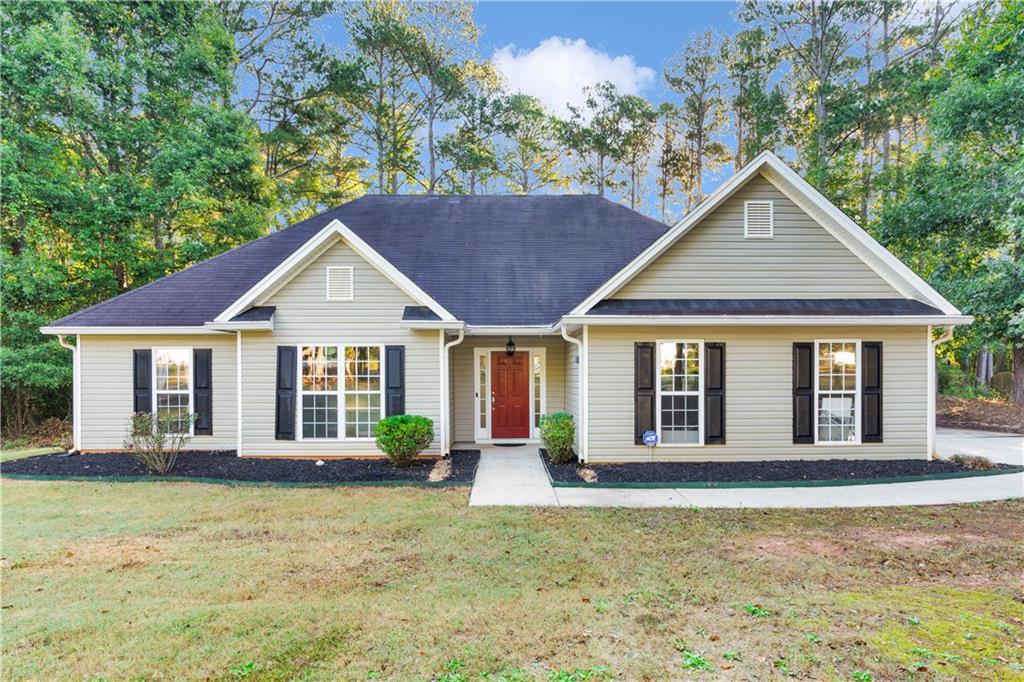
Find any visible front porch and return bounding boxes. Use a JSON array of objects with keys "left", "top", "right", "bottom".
[{"left": 445, "top": 334, "right": 578, "bottom": 449}]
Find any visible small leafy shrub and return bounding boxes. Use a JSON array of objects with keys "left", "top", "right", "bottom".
[
  {"left": 374, "top": 414, "right": 434, "bottom": 467},
  {"left": 123, "top": 412, "right": 193, "bottom": 474},
  {"left": 741, "top": 603, "right": 771, "bottom": 618},
  {"left": 948, "top": 453, "right": 996, "bottom": 470},
  {"left": 540, "top": 412, "right": 576, "bottom": 464}
]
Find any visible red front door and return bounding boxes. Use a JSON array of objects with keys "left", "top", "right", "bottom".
[{"left": 491, "top": 351, "right": 530, "bottom": 439}]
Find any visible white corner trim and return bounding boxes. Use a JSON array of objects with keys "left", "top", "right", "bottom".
[
  {"left": 236, "top": 331, "right": 243, "bottom": 457},
  {"left": 214, "top": 219, "right": 456, "bottom": 324},
  {"left": 567, "top": 151, "right": 963, "bottom": 318},
  {"left": 56, "top": 335, "right": 81, "bottom": 452}
]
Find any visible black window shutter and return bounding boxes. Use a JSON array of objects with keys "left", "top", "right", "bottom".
[
  {"left": 634, "top": 342, "right": 656, "bottom": 444},
  {"left": 275, "top": 346, "right": 297, "bottom": 440},
  {"left": 133, "top": 349, "right": 152, "bottom": 414},
  {"left": 793, "top": 342, "right": 814, "bottom": 444},
  {"left": 193, "top": 349, "right": 213, "bottom": 435},
  {"left": 861, "top": 342, "right": 883, "bottom": 442},
  {"left": 385, "top": 345, "right": 405, "bottom": 416},
  {"left": 704, "top": 343, "right": 726, "bottom": 444}
]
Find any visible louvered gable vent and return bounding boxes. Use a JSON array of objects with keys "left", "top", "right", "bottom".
[
  {"left": 744, "top": 200, "right": 774, "bottom": 238},
  {"left": 326, "top": 266, "right": 354, "bottom": 301}
]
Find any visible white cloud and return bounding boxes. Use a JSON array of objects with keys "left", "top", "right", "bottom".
[{"left": 492, "top": 37, "right": 655, "bottom": 119}]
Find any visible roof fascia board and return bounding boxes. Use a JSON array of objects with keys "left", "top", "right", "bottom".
[
  {"left": 402, "top": 320, "right": 466, "bottom": 330},
  {"left": 463, "top": 324, "right": 559, "bottom": 336},
  {"left": 567, "top": 151, "right": 962, "bottom": 317},
  {"left": 758, "top": 161, "right": 961, "bottom": 315},
  {"left": 203, "top": 320, "right": 274, "bottom": 332},
  {"left": 566, "top": 151, "right": 774, "bottom": 317},
  {"left": 562, "top": 314, "right": 973, "bottom": 326},
  {"left": 40, "top": 326, "right": 229, "bottom": 335},
  {"left": 215, "top": 219, "right": 456, "bottom": 323}
]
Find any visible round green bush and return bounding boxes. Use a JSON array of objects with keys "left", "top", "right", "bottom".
[
  {"left": 375, "top": 415, "right": 435, "bottom": 467},
  {"left": 540, "top": 412, "right": 576, "bottom": 464}
]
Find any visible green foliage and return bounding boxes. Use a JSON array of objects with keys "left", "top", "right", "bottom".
[
  {"left": 123, "top": 412, "right": 194, "bottom": 475},
  {"left": 539, "top": 412, "right": 576, "bottom": 464},
  {"left": 373, "top": 414, "right": 434, "bottom": 467},
  {"left": 741, "top": 603, "right": 771, "bottom": 618},
  {"left": 546, "top": 667, "right": 612, "bottom": 682}
]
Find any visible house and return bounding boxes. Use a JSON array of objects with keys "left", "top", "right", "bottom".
[{"left": 42, "top": 152, "right": 971, "bottom": 462}]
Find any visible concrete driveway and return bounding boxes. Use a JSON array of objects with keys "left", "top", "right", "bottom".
[{"left": 936, "top": 427, "right": 1023, "bottom": 466}]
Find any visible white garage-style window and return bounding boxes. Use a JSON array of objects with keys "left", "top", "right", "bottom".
[
  {"left": 299, "top": 344, "right": 383, "bottom": 440},
  {"left": 154, "top": 348, "right": 192, "bottom": 434},
  {"left": 657, "top": 340, "right": 703, "bottom": 445},
  {"left": 816, "top": 340, "right": 860, "bottom": 444}
]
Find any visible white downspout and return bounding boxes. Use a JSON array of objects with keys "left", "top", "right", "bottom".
[
  {"left": 56, "top": 335, "right": 81, "bottom": 452},
  {"left": 561, "top": 324, "right": 586, "bottom": 463},
  {"left": 440, "top": 328, "right": 465, "bottom": 456},
  {"left": 927, "top": 325, "right": 955, "bottom": 460},
  {"left": 236, "top": 331, "right": 243, "bottom": 457}
]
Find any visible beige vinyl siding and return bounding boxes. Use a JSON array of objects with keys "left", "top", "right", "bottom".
[
  {"left": 614, "top": 175, "right": 901, "bottom": 299},
  {"left": 450, "top": 336, "right": 566, "bottom": 442},
  {"left": 586, "top": 325, "right": 928, "bottom": 462},
  {"left": 240, "top": 236, "right": 441, "bottom": 456},
  {"left": 79, "top": 333, "right": 237, "bottom": 451}
]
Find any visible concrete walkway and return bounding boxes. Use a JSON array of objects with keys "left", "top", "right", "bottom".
[
  {"left": 936, "top": 426, "right": 1022, "bottom": 466},
  {"left": 467, "top": 434, "right": 1024, "bottom": 508}
]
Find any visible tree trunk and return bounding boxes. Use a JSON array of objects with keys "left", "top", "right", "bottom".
[
  {"left": 976, "top": 349, "right": 990, "bottom": 387},
  {"left": 1012, "top": 344, "right": 1024, "bottom": 405}
]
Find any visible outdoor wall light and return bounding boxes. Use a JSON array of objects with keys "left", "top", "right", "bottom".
[{"left": 506, "top": 337, "right": 516, "bottom": 356}]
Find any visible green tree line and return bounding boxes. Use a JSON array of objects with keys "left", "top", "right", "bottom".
[{"left": 2, "top": 0, "right": 1022, "bottom": 436}]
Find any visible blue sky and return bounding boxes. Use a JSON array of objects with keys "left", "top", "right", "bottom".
[{"left": 318, "top": 1, "right": 746, "bottom": 209}]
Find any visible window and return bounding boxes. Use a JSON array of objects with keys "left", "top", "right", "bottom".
[
  {"left": 299, "top": 344, "right": 383, "bottom": 439},
  {"left": 744, "top": 200, "right": 774, "bottom": 238},
  {"left": 301, "top": 346, "right": 338, "bottom": 438},
  {"left": 478, "top": 354, "right": 487, "bottom": 429},
  {"left": 154, "top": 348, "right": 191, "bottom": 433},
  {"left": 816, "top": 341, "right": 859, "bottom": 443},
  {"left": 533, "top": 353, "right": 543, "bottom": 430},
  {"left": 326, "top": 266, "right": 354, "bottom": 301},
  {"left": 344, "top": 346, "right": 381, "bottom": 438},
  {"left": 658, "top": 341, "right": 702, "bottom": 445}
]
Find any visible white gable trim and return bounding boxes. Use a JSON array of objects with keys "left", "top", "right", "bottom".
[
  {"left": 214, "top": 219, "right": 456, "bottom": 323},
  {"left": 567, "top": 151, "right": 962, "bottom": 317}
]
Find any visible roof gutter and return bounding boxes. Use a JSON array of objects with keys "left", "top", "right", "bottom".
[
  {"left": 40, "top": 325, "right": 230, "bottom": 336},
  {"left": 561, "top": 315, "right": 974, "bottom": 327}
]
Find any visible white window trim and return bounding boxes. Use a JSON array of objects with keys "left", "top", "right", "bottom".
[
  {"left": 814, "top": 339, "right": 862, "bottom": 445},
  {"left": 744, "top": 199, "right": 774, "bottom": 238},
  {"left": 472, "top": 346, "right": 546, "bottom": 442},
  {"left": 655, "top": 339, "right": 704, "bottom": 447},
  {"left": 325, "top": 265, "right": 354, "bottom": 301},
  {"left": 152, "top": 346, "right": 195, "bottom": 437},
  {"left": 295, "top": 343, "right": 385, "bottom": 442}
]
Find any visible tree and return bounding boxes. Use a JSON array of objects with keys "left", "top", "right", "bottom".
[
  {"left": 404, "top": 0, "right": 480, "bottom": 193},
  {"left": 722, "top": 27, "right": 787, "bottom": 167},
  {"left": 496, "top": 94, "right": 563, "bottom": 195},
  {"left": 654, "top": 103, "right": 691, "bottom": 221},
  {"left": 1, "top": 0, "right": 273, "bottom": 432},
  {"left": 346, "top": 0, "right": 423, "bottom": 194},
  {"left": 218, "top": 1, "right": 369, "bottom": 220},
  {"left": 664, "top": 30, "right": 730, "bottom": 207},
  {"left": 437, "top": 64, "right": 503, "bottom": 194},
  {"left": 876, "top": 0, "right": 1024, "bottom": 402},
  {"left": 558, "top": 82, "right": 626, "bottom": 196},
  {"left": 617, "top": 95, "right": 658, "bottom": 210}
]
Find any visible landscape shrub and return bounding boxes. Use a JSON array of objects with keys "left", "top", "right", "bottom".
[
  {"left": 540, "top": 412, "right": 576, "bottom": 464},
  {"left": 375, "top": 415, "right": 434, "bottom": 467},
  {"left": 948, "top": 453, "right": 997, "bottom": 471},
  {"left": 123, "top": 412, "right": 193, "bottom": 474}
]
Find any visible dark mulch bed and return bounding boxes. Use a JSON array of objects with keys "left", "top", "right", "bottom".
[
  {"left": 2, "top": 449, "right": 481, "bottom": 486},
  {"left": 540, "top": 448, "right": 1020, "bottom": 487}
]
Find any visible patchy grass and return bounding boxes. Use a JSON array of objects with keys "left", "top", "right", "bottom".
[
  {"left": 2, "top": 480, "right": 1023, "bottom": 680},
  {"left": 0, "top": 446, "right": 62, "bottom": 463}
]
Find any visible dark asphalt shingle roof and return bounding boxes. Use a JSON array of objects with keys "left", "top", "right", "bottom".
[
  {"left": 230, "top": 306, "right": 276, "bottom": 322},
  {"left": 402, "top": 306, "right": 441, "bottom": 322},
  {"left": 51, "top": 195, "right": 669, "bottom": 328},
  {"left": 585, "top": 298, "right": 943, "bottom": 316}
]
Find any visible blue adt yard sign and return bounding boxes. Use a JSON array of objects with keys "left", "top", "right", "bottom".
[{"left": 642, "top": 430, "right": 658, "bottom": 447}]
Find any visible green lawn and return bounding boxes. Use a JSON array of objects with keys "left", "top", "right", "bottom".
[
  {"left": 2, "top": 480, "right": 1022, "bottom": 681},
  {"left": 0, "top": 446, "right": 61, "bottom": 463}
]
